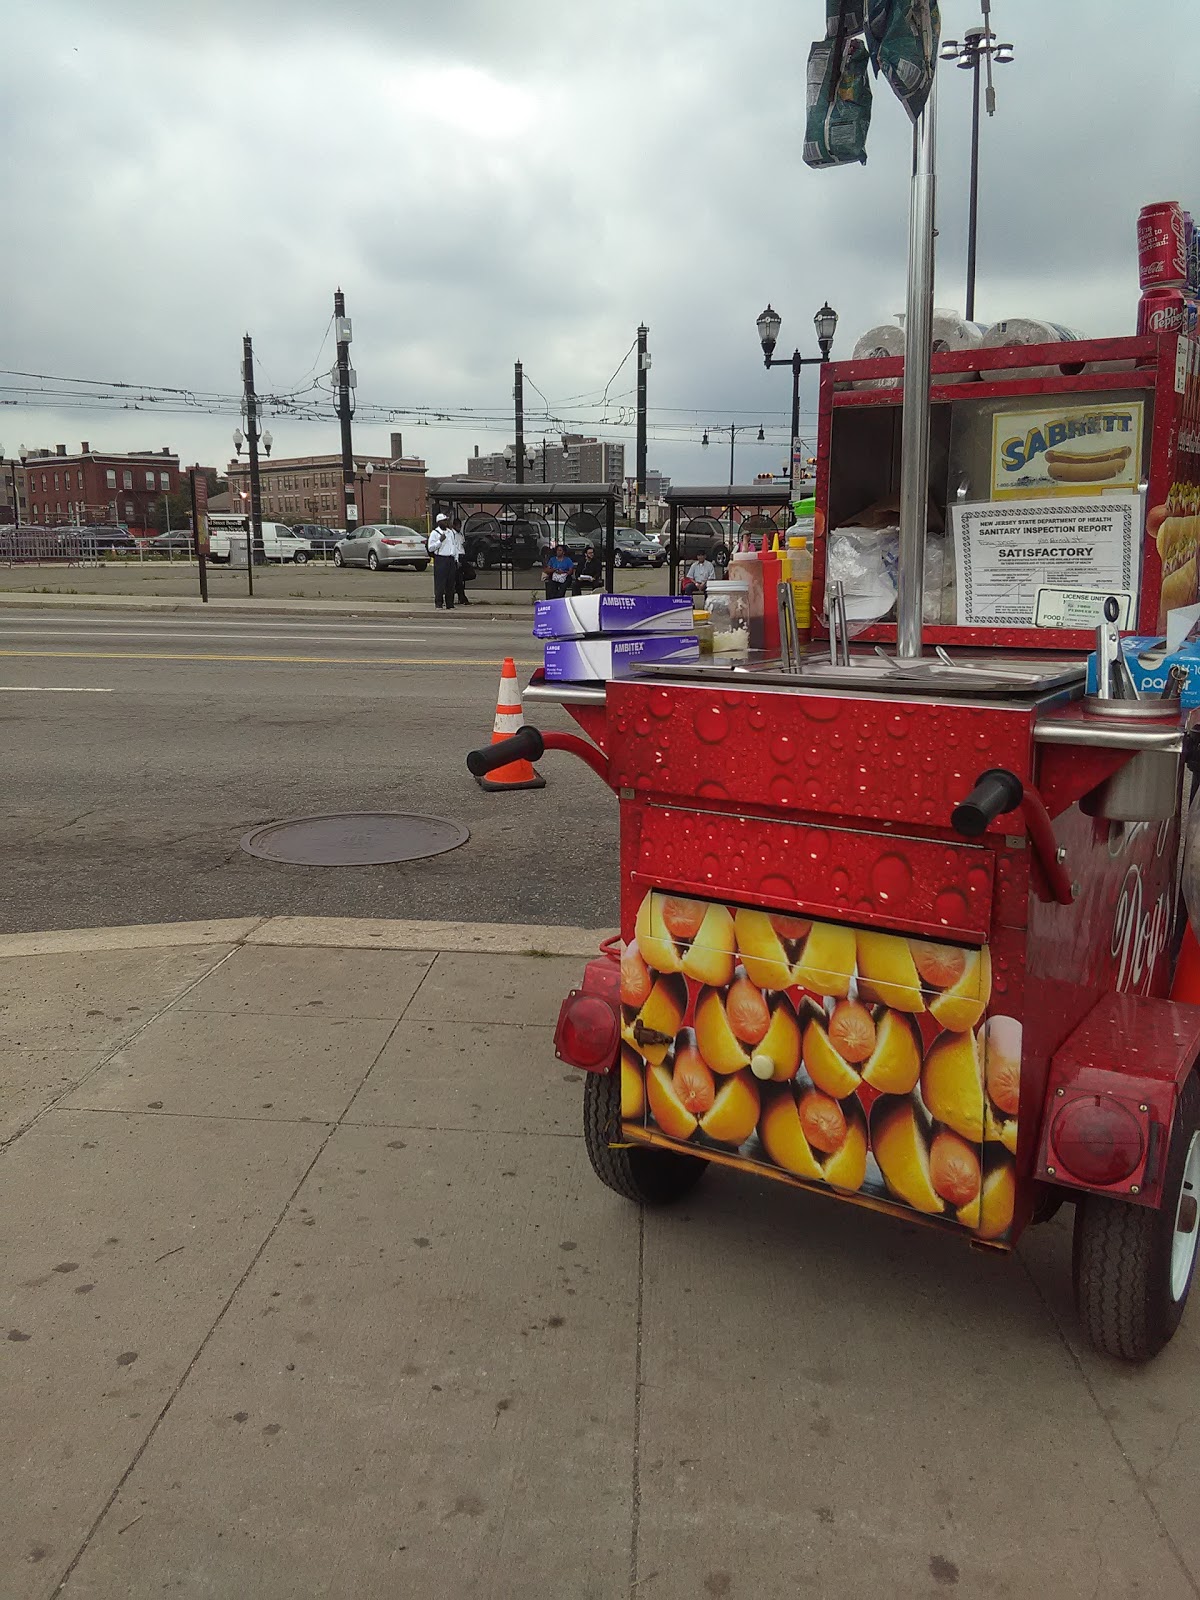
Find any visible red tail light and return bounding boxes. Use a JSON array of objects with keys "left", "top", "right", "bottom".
[
  {"left": 555, "top": 990, "right": 619, "bottom": 1072},
  {"left": 382, "top": 538, "right": 402, "bottom": 545},
  {"left": 1048, "top": 1095, "right": 1145, "bottom": 1187}
]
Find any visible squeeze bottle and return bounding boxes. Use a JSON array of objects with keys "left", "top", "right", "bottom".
[{"left": 787, "top": 535, "right": 813, "bottom": 645}]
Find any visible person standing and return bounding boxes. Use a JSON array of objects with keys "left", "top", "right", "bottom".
[{"left": 428, "top": 512, "right": 459, "bottom": 610}]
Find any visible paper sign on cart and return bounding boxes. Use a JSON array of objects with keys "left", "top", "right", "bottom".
[
  {"left": 952, "top": 496, "right": 1141, "bottom": 628},
  {"left": 990, "top": 402, "right": 1143, "bottom": 499},
  {"left": 1032, "top": 587, "right": 1134, "bottom": 630}
]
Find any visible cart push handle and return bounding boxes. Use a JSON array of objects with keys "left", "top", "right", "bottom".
[
  {"left": 952, "top": 767, "right": 1074, "bottom": 906},
  {"left": 951, "top": 768, "right": 1025, "bottom": 836},
  {"left": 466, "top": 726, "right": 545, "bottom": 777}
]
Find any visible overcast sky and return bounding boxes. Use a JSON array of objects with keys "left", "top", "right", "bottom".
[{"left": 4, "top": 0, "right": 1198, "bottom": 487}]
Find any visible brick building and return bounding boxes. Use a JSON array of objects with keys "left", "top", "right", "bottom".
[
  {"left": 19, "top": 443, "right": 180, "bottom": 527},
  {"left": 466, "top": 435, "right": 625, "bottom": 486},
  {"left": 227, "top": 436, "right": 426, "bottom": 527}
]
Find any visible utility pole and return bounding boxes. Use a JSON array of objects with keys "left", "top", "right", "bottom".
[
  {"left": 334, "top": 289, "right": 356, "bottom": 530},
  {"left": 636, "top": 324, "right": 649, "bottom": 532},
  {"left": 513, "top": 360, "right": 525, "bottom": 486},
  {"left": 242, "top": 333, "right": 264, "bottom": 584}
]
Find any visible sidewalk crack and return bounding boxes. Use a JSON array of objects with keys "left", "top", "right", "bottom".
[{"left": 629, "top": 1205, "right": 645, "bottom": 1600}]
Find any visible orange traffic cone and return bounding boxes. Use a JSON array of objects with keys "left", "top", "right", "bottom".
[
  {"left": 1171, "top": 920, "right": 1200, "bottom": 1004},
  {"left": 475, "top": 658, "right": 546, "bottom": 791}
]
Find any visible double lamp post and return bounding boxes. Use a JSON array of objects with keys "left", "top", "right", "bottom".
[{"left": 755, "top": 302, "right": 837, "bottom": 496}]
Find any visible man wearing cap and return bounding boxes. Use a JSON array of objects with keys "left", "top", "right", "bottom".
[{"left": 428, "top": 512, "right": 462, "bottom": 610}]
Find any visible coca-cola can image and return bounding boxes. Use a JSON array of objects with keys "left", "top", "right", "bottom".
[
  {"left": 1138, "top": 285, "right": 1186, "bottom": 336},
  {"left": 1190, "top": 231, "right": 1200, "bottom": 295},
  {"left": 1137, "top": 200, "right": 1187, "bottom": 288}
]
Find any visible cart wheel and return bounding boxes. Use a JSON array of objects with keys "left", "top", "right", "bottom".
[
  {"left": 1072, "top": 1072, "right": 1200, "bottom": 1361},
  {"left": 583, "top": 1066, "right": 707, "bottom": 1205}
]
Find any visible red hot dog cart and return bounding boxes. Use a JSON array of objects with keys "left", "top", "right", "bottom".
[{"left": 467, "top": 101, "right": 1200, "bottom": 1360}]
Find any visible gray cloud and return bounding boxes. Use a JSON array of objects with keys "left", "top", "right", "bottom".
[{"left": 4, "top": 0, "right": 1197, "bottom": 486}]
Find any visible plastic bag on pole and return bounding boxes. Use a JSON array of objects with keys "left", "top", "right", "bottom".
[
  {"left": 866, "top": 0, "right": 940, "bottom": 122},
  {"left": 803, "top": 35, "right": 873, "bottom": 169},
  {"left": 826, "top": 0, "right": 865, "bottom": 33}
]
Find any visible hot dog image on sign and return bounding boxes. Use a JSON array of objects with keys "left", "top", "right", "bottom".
[{"left": 991, "top": 402, "right": 1144, "bottom": 500}]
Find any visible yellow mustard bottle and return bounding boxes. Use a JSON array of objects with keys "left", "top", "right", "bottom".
[{"left": 786, "top": 535, "right": 813, "bottom": 644}]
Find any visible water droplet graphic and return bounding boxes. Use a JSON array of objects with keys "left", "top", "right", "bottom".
[
  {"left": 770, "top": 734, "right": 796, "bottom": 766},
  {"left": 634, "top": 715, "right": 652, "bottom": 736},
  {"left": 694, "top": 704, "right": 729, "bottom": 744},
  {"left": 770, "top": 775, "right": 797, "bottom": 807},
  {"left": 887, "top": 712, "right": 908, "bottom": 740},
  {"left": 697, "top": 780, "right": 728, "bottom": 800},
  {"left": 933, "top": 889, "right": 969, "bottom": 926},
  {"left": 871, "top": 854, "right": 913, "bottom": 903},
  {"left": 747, "top": 705, "right": 768, "bottom": 731},
  {"left": 649, "top": 689, "right": 674, "bottom": 720},
  {"left": 806, "top": 829, "right": 830, "bottom": 862},
  {"left": 830, "top": 869, "right": 851, "bottom": 900}
]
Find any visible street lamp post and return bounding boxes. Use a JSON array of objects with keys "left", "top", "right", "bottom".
[
  {"left": 702, "top": 423, "right": 765, "bottom": 542},
  {"left": 940, "top": 17, "right": 1014, "bottom": 322},
  {"left": 755, "top": 303, "right": 838, "bottom": 498},
  {"left": 355, "top": 461, "right": 375, "bottom": 525}
]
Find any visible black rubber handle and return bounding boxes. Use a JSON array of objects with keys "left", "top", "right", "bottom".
[
  {"left": 951, "top": 767, "right": 1024, "bottom": 837},
  {"left": 466, "top": 726, "right": 545, "bottom": 776}
]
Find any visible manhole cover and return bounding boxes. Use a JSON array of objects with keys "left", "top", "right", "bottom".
[{"left": 240, "top": 812, "right": 469, "bottom": 867}]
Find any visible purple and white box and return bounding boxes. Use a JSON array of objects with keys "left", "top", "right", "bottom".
[
  {"left": 543, "top": 634, "right": 700, "bottom": 682},
  {"left": 533, "top": 593, "right": 694, "bottom": 639}
]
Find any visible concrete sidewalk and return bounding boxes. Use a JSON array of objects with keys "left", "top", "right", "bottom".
[{"left": 4, "top": 917, "right": 1200, "bottom": 1599}]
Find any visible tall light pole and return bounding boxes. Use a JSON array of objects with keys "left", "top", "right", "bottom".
[
  {"left": 635, "top": 324, "right": 650, "bottom": 532},
  {"left": 355, "top": 461, "right": 375, "bottom": 525},
  {"left": 755, "top": 302, "right": 837, "bottom": 499},
  {"left": 702, "top": 423, "right": 764, "bottom": 542},
  {"left": 0, "top": 443, "right": 23, "bottom": 526},
  {"left": 940, "top": 13, "right": 1014, "bottom": 322},
  {"left": 233, "top": 334, "right": 272, "bottom": 596},
  {"left": 333, "top": 289, "right": 357, "bottom": 530}
]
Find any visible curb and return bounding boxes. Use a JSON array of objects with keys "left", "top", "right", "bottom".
[
  {"left": 0, "top": 592, "right": 536, "bottom": 618},
  {"left": 0, "top": 915, "right": 615, "bottom": 961}
]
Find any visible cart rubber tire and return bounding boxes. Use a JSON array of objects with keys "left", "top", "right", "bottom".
[
  {"left": 333, "top": 549, "right": 343, "bottom": 567},
  {"left": 1072, "top": 1072, "right": 1200, "bottom": 1361},
  {"left": 582, "top": 1065, "right": 708, "bottom": 1205},
  {"left": 367, "top": 551, "right": 379, "bottom": 571}
]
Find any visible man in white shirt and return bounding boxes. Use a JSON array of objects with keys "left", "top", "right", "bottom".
[
  {"left": 685, "top": 554, "right": 717, "bottom": 597},
  {"left": 428, "top": 513, "right": 464, "bottom": 609}
]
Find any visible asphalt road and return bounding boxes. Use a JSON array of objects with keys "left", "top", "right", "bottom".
[{"left": 0, "top": 606, "right": 617, "bottom": 934}]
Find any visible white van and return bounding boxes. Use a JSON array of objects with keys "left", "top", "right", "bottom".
[{"left": 206, "top": 514, "right": 314, "bottom": 564}]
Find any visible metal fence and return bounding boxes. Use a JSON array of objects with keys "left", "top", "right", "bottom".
[{"left": 0, "top": 530, "right": 197, "bottom": 566}]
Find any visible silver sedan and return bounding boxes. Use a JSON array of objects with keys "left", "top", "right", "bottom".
[{"left": 333, "top": 525, "right": 429, "bottom": 571}]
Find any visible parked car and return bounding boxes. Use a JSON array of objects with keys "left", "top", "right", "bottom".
[
  {"left": 334, "top": 524, "right": 428, "bottom": 571},
  {"left": 462, "top": 517, "right": 542, "bottom": 571},
  {"left": 207, "top": 519, "right": 315, "bottom": 564},
  {"left": 674, "top": 520, "right": 732, "bottom": 569},
  {"left": 142, "top": 530, "right": 195, "bottom": 555},
  {"left": 538, "top": 532, "right": 593, "bottom": 563},
  {"left": 293, "top": 524, "right": 342, "bottom": 558},
  {"left": 613, "top": 527, "right": 665, "bottom": 568}
]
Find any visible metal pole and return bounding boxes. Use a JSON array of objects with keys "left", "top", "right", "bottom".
[
  {"left": 334, "top": 289, "right": 356, "bottom": 531},
  {"left": 965, "top": 48, "right": 981, "bottom": 323},
  {"left": 604, "top": 492, "right": 615, "bottom": 592},
  {"left": 242, "top": 333, "right": 261, "bottom": 594},
  {"left": 896, "top": 92, "right": 937, "bottom": 661},
  {"left": 514, "top": 361, "right": 525, "bottom": 486},
  {"left": 728, "top": 426, "right": 736, "bottom": 543},
  {"left": 790, "top": 354, "right": 802, "bottom": 499},
  {"left": 636, "top": 324, "right": 648, "bottom": 531}
]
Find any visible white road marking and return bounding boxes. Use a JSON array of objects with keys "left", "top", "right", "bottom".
[{"left": 0, "top": 685, "right": 114, "bottom": 693}]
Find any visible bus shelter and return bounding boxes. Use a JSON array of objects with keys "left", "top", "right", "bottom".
[
  {"left": 664, "top": 483, "right": 795, "bottom": 594},
  {"left": 427, "top": 480, "right": 618, "bottom": 592}
]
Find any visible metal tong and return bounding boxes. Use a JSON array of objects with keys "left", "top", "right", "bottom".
[
  {"left": 778, "top": 581, "right": 801, "bottom": 673},
  {"left": 827, "top": 580, "right": 850, "bottom": 667},
  {"left": 1094, "top": 595, "right": 1139, "bottom": 700}
]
